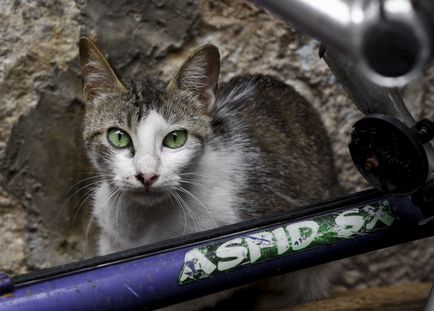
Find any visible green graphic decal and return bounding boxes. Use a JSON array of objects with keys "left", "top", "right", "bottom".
[{"left": 178, "top": 200, "right": 395, "bottom": 284}]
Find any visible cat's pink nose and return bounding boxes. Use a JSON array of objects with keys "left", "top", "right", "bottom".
[{"left": 135, "top": 173, "right": 159, "bottom": 187}]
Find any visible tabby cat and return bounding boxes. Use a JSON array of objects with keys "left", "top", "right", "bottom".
[{"left": 79, "top": 37, "right": 340, "bottom": 310}]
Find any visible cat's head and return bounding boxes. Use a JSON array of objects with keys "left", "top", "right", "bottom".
[{"left": 79, "top": 37, "right": 220, "bottom": 204}]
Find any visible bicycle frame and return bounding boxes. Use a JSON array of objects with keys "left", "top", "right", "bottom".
[{"left": 0, "top": 190, "right": 433, "bottom": 310}]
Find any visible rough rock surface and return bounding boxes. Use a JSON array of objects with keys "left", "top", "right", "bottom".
[
  {"left": 0, "top": 0, "right": 81, "bottom": 273},
  {"left": 0, "top": 0, "right": 433, "bottom": 296}
]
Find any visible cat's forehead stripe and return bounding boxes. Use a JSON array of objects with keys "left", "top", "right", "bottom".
[
  {"left": 130, "top": 80, "right": 165, "bottom": 112},
  {"left": 127, "top": 110, "right": 133, "bottom": 129}
]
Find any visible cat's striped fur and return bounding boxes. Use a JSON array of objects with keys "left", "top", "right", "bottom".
[{"left": 79, "top": 37, "right": 340, "bottom": 310}]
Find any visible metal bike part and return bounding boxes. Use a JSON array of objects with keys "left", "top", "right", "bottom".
[
  {"left": 254, "top": 0, "right": 433, "bottom": 87},
  {"left": 321, "top": 46, "right": 415, "bottom": 126},
  {"left": 321, "top": 46, "right": 434, "bottom": 178},
  {"left": 349, "top": 115, "right": 430, "bottom": 195},
  {"left": 413, "top": 179, "right": 434, "bottom": 216},
  {"left": 356, "top": 0, "right": 431, "bottom": 87},
  {"left": 252, "top": 0, "right": 355, "bottom": 54}
]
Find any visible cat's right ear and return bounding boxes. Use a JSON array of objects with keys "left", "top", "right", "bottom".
[
  {"left": 167, "top": 44, "right": 220, "bottom": 114},
  {"left": 79, "top": 37, "right": 128, "bottom": 103}
]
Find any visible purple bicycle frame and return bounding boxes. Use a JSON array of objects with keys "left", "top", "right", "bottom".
[{"left": 0, "top": 190, "right": 432, "bottom": 311}]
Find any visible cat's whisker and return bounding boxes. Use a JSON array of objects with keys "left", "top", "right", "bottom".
[
  {"left": 180, "top": 179, "right": 211, "bottom": 192},
  {"left": 83, "top": 213, "right": 96, "bottom": 259},
  {"left": 67, "top": 177, "right": 98, "bottom": 192},
  {"left": 84, "top": 185, "right": 119, "bottom": 258},
  {"left": 70, "top": 187, "right": 96, "bottom": 231},
  {"left": 70, "top": 180, "right": 118, "bottom": 230},
  {"left": 102, "top": 187, "right": 121, "bottom": 219},
  {"left": 66, "top": 174, "right": 115, "bottom": 196},
  {"left": 179, "top": 172, "right": 214, "bottom": 179},
  {"left": 177, "top": 186, "right": 217, "bottom": 227},
  {"left": 114, "top": 191, "right": 125, "bottom": 231},
  {"left": 119, "top": 192, "right": 129, "bottom": 228},
  {"left": 58, "top": 179, "right": 108, "bottom": 223},
  {"left": 68, "top": 174, "right": 112, "bottom": 190},
  {"left": 173, "top": 191, "right": 199, "bottom": 232},
  {"left": 170, "top": 193, "right": 187, "bottom": 235},
  {"left": 78, "top": 173, "right": 115, "bottom": 177},
  {"left": 110, "top": 191, "right": 120, "bottom": 231},
  {"left": 179, "top": 173, "right": 215, "bottom": 190}
]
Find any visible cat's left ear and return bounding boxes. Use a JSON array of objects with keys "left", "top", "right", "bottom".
[
  {"left": 167, "top": 44, "right": 220, "bottom": 113},
  {"left": 79, "top": 37, "right": 128, "bottom": 103}
]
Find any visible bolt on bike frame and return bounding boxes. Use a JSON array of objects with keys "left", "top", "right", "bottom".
[{"left": 0, "top": 189, "right": 433, "bottom": 311}]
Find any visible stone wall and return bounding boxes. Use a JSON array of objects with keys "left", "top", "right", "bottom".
[{"left": 0, "top": 0, "right": 433, "bottom": 290}]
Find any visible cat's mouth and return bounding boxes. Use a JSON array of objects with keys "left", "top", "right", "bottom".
[{"left": 125, "top": 187, "right": 169, "bottom": 204}]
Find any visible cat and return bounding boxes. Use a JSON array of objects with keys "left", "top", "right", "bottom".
[{"left": 79, "top": 36, "right": 341, "bottom": 310}]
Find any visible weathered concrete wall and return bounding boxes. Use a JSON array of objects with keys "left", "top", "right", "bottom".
[{"left": 0, "top": 0, "right": 433, "bottom": 292}]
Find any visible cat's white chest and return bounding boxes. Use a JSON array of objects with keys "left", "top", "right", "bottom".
[{"left": 93, "top": 148, "right": 245, "bottom": 254}]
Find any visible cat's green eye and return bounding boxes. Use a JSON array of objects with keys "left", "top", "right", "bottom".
[
  {"left": 107, "top": 128, "right": 132, "bottom": 149},
  {"left": 163, "top": 130, "right": 188, "bottom": 149}
]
